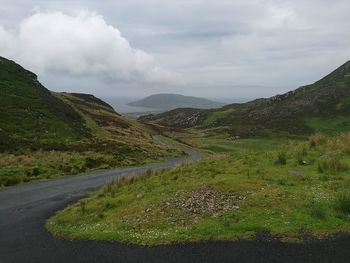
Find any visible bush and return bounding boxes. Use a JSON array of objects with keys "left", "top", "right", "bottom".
[
  {"left": 84, "top": 157, "right": 104, "bottom": 169},
  {"left": 32, "top": 166, "right": 41, "bottom": 177},
  {"left": 274, "top": 152, "right": 287, "bottom": 165},
  {"left": 333, "top": 191, "right": 350, "bottom": 218}
]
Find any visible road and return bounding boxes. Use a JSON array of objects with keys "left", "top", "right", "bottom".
[{"left": 0, "top": 137, "right": 349, "bottom": 262}]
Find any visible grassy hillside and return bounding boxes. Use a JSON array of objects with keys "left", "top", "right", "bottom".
[
  {"left": 0, "top": 57, "right": 178, "bottom": 187},
  {"left": 47, "top": 133, "right": 350, "bottom": 245},
  {"left": 141, "top": 61, "right": 350, "bottom": 137},
  {"left": 0, "top": 57, "right": 89, "bottom": 150},
  {"left": 129, "top": 93, "right": 225, "bottom": 110}
]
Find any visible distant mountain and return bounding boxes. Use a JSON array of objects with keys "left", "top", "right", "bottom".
[
  {"left": 128, "top": 93, "right": 225, "bottom": 110},
  {"left": 140, "top": 60, "right": 350, "bottom": 136}
]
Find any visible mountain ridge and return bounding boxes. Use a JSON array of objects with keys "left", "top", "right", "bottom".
[{"left": 140, "top": 60, "right": 350, "bottom": 136}]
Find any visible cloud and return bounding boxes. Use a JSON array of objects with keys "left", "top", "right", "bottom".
[
  {"left": 0, "top": 10, "right": 178, "bottom": 84},
  {"left": 1, "top": 1, "right": 350, "bottom": 98}
]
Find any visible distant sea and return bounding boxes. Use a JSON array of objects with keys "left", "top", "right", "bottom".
[{"left": 100, "top": 96, "right": 252, "bottom": 116}]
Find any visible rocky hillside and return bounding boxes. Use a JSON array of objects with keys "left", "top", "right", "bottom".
[{"left": 141, "top": 60, "right": 350, "bottom": 136}]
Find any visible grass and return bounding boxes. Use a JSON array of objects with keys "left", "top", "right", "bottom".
[
  {"left": 47, "top": 133, "right": 350, "bottom": 246},
  {"left": 202, "top": 108, "right": 235, "bottom": 126},
  {"left": 0, "top": 149, "right": 173, "bottom": 187},
  {"left": 187, "top": 137, "right": 287, "bottom": 153},
  {"left": 333, "top": 191, "right": 350, "bottom": 218},
  {"left": 305, "top": 116, "right": 350, "bottom": 134}
]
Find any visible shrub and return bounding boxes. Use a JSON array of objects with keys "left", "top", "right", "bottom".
[
  {"left": 32, "top": 167, "right": 41, "bottom": 176},
  {"left": 333, "top": 191, "right": 350, "bottom": 218},
  {"left": 274, "top": 152, "right": 287, "bottom": 165},
  {"left": 84, "top": 157, "right": 104, "bottom": 169},
  {"left": 309, "top": 133, "right": 327, "bottom": 148}
]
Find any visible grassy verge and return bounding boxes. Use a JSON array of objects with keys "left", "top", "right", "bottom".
[
  {"left": 0, "top": 147, "right": 178, "bottom": 187},
  {"left": 47, "top": 133, "right": 350, "bottom": 245},
  {"left": 0, "top": 90, "right": 182, "bottom": 187}
]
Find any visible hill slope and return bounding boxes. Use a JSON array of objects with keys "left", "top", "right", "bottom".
[
  {"left": 141, "top": 61, "right": 350, "bottom": 136},
  {"left": 128, "top": 93, "right": 225, "bottom": 110},
  {"left": 0, "top": 57, "right": 89, "bottom": 150},
  {"left": 0, "top": 57, "right": 175, "bottom": 186}
]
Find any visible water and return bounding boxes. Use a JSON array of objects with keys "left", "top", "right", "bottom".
[
  {"left": 100, "top": 96, "right": 252, "bottom": 116},
  {"left": 100, "top": 96, "right": 162, "bottom": 115}
]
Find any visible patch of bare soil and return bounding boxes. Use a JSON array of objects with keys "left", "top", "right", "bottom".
[{"left": 163, "top": 187, "right": 245, "bottom": 217}]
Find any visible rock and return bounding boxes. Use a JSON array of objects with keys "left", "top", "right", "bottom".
[
  {"left": 288, "top": 170, "right": 305, "bottom": 177},
  {"left": 299, "top": 160, "right": 308, "bottom": 165}
]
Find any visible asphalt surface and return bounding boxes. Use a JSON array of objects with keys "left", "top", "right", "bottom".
[{"left": 1, "top": 137, "right": 350, "bottom": 263}]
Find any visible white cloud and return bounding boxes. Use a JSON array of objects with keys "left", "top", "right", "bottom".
[{"left": 0, "top": 10, "right": 178, "bottom": 84}]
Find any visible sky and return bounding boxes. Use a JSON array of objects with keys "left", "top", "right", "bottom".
[{"left": 1, "top": 0, "right": 350, "bottom": 101}]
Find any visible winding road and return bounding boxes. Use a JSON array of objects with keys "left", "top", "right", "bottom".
[{"left": 0, "top": 137, "right": 350, "bottom": 262}]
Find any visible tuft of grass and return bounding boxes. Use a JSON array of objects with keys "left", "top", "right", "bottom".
[
  {"left": 307, "top": 200, "right": 327, "bottom": 220},
  {"left": 79, "top": 200, "right": 87, "bottom": 213},
  {"left": 333, "top": 192, "right": 350, "bottom": 218},
  {"left": 318, "top": 157, "right": 349, "bottom": 174},
  {"left": 309, "top": 133, "right": 328, "bottom": 148},
  {"left": 274, "top": 152, "right": 287, "bottom": 165},
  {"left": 295, "top": 145, "right": 308, "bottom": 165}
]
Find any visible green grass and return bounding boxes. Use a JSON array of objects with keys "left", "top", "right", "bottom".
[
  {"left": 0, "top": 149, "right": 174, "bottom": 187},
  {"left": 191, "top": 137, "right": 287, "bottom": 153},
  {"left": 202, "top": 108, "right": 235, "bottom": 126},
  {"left": 47, "top": 133, "right": 350, "bottom": 245},
  {"left": 305, "top": 116, "right": 350, "bottom": 134}
]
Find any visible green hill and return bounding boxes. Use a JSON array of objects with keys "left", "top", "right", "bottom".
[
  {"left": 141, "top": 61, "right": 350, "bottom": 137},
  {"left": 128, "top": 93, "right": 225, "bottom": 110},
  {"left": 0, "top": 57, "right": 89, "bottom": 150},
  {"left": 0, "top": 57, "right": 176, "bottom": 186}
]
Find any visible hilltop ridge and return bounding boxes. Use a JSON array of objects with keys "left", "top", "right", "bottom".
[{"left": 141, "top": 60, "right": 350, "bottom": 136}]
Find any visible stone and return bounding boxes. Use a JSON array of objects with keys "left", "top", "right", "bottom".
[{"left": 288, "top": 170, "right": 305, "bottom": 177}]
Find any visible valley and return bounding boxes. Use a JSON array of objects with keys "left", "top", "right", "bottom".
[
  {"left": 45, "top": 61, "right": 350, "bottom": 246},
  {"left": 1, "top": 57, "right": 350, "bottom": 261},
  {"left": 2, "top": 2, "right": 350, "bottom": 262}
]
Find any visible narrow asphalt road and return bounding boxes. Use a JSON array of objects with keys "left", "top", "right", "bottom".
[{"left": 0, "top": 137, "right": 350, "bottom": 263}]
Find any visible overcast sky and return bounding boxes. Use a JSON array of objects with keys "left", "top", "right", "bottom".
[{"left": 1, "top": 0, "right": 350, "bottom": 100}]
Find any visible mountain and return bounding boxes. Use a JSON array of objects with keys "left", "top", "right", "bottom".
[
  {"left": 0, "top": 57, "right": 157, "bottom": 150},
  {"left": 0, "top": 57, "right": 174, "bottom": 186},
  {"left": 128, "top": 93, "right": 225, "bottom": 111},
  {"left": 140, "top": 60, "right": 350, "bottom": 137}
]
